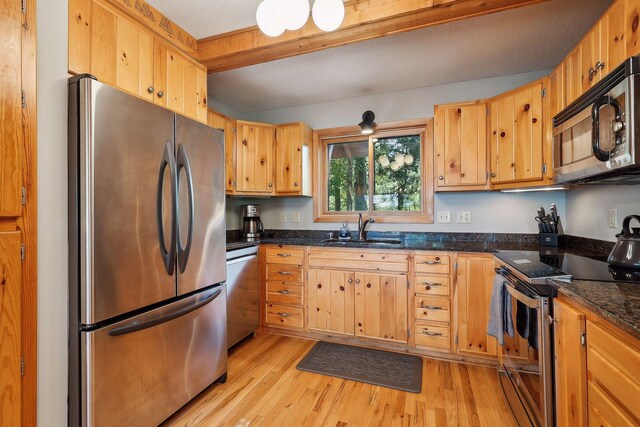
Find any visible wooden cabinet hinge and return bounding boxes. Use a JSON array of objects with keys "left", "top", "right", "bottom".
[
  {"left": 454, "top": 262, "right": 458, "bottom": 272},
  {"left": 542, "top": 164, "right": 547, "bottom": 174},
  {"left": 454, "top": 334, "right": 459, "bottom": 345},
  {"left": 580, "top": 332, "right": 586, "bottom": 347},
  {"left": 406, "top": 280, "right": 410, "bottom": 289},
  {"left": 407, "top": 328, "right": 411, "bottom": 339},
  {"left": 21, "top": 243, "right": 25, "bottom": 261},
  {"left": 21, "top": 90, "right": 26, "bottom": 108},
  {"left": 541, "top": 88, "right": 547, "bottom": 98},
  {"left": 22, "top": 186, "right": 26, "bottom": 205},
  {"left": 21, "top": 0, "right": 26, "bottom": 14},
  {"left": 20, "top": 357, "right": 24, "bottom": 376}
]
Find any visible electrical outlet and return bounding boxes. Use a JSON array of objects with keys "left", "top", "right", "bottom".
[
  {"left": 437, "top": 211, "right": 451, "bottom": 223},
  {"left": 457, "top": 211, "right": 472, "bottom": 224},
  {"left": 608, "top": 208, "right": 617, "bottom": 228},
  {"left": 279, "top": 211, "right": 288, "bottom": 223},
  {"left": 290, "top": 211, "right": 301, "bottom": 223}
]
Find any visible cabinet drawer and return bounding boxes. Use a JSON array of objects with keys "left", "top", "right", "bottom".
[
  {"left": 414, "top": 275, "right": 450, "bottom": 296},
  {"left": 308, "top": 248, "right": 408, "bottom": 272},
  {"left": 587, "top": 321, "right": 640, "bottom": 418},
  {"left": 414, "top": 254, "right": 450, "bottom": 274},
  {"left": 588, "top": 381, "right": 637, "bottom": 427},
  {"left": 415, "top": 322, "right": 451, "bottom": 351},
  {"left": 265, "top": 246, "right": 304, "bottom": 265},
  {"left": 266, "top": 264, "right": 303, "bottom": 282},
  {"left": 415, "top": 297, "right": 450, "bottom": 323},
  {"left": 265, "top": 303, "right": 304, "bottom": 329},
  {"left": 266, "top": 282, "right": 304, "bottom": 306}
]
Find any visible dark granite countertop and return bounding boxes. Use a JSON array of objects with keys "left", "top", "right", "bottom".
[
  {"left": 226, "top": 241, "right": 259, "bottom": 252},
  {"left": 550, "top": 279, "right": 640, "bottom": 341}
]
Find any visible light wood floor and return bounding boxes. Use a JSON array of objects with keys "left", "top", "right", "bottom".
[{"left": 163, "top": 333, "right": 516, "bottom": 427}]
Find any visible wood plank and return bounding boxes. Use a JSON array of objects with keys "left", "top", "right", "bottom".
[
  {"left": 68, "top": 0, "right": 91, "bottom": 74},
  {"left": 138, "top": 30, "right": 154, "bottom": 101},
  {"left": 182, "top": 60, "right": 198, "bottom": 120},
  {"left": 600, "top": 0, "right": 626, "bottom": 79},
  {"left": 197, "top": 0, "right": 550, "bottom": 73},
  {"left": 153, "top": 38, "right": 168, "bottom": 107},
  {"left": 496, "top": 94, "right": 515, "bottom": 182},
  {"left": 163, "top": 334, "right": 516, "bottom": 426},
  {"left": 626, "top": 0, "right": 640, "bottom": 57},
  {"left": 514, "top": 82, "right": 543, "bottom": 181},
  {"left": 0, "top": 0, "right": 23, "bottom": 217},
  {"left": 115, "top": 15, "right": 140, "bottom": 96},
  {"left": 196, "top": 67, "right": 208, "bottom": 123},
  {"left": 90, "top": 1, "right": 117, "bottom": 85},
  {"left": 166, "top": 47, "right": 185, "bottom": 113},
  {"left": 0, "top": 231, "right": 22, "bottom": 426}
]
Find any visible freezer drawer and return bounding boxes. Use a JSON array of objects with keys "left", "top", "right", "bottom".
[{"left": 80, "top": 285, "right": 227, "bottom": 427}]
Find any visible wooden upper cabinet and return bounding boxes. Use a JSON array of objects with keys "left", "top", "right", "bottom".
[
  {"left": 601, "top": 0, "right": 626, "bottom": 79},
  {"left": 0, "top": 0, "right": 23, "bottom": 217},
  {"left": 69, "top": 0, "right": 207, "bottom": 122},
  {"left": 275, "top": 122, "right": 312, "bottom": 196},
  {"left": 553, "top": 299, "right": 587, "bottom": 427},
  {"left": 566, "top": 45, "right": 583, "bottom": 105},
  {"left": 434, "top": 101, "right": 488, "bottom": 191},
  {"left": 455, "top": 255, "right": 498, "bottom": 359},
  {"left": 354, "top": 272, "right": 407, "bottom": 343},
  {"left": 208, "top": 110, "right": 236, "bottom": 193},
  {"left": 627, "top": 0, "right": 640, "bottom": 57},
  {"left": 235, "top": 121, "right": 275, "bottom": 194},
  {"left": 0, "top": 231, "right": 23, "bottom": 425},
  {"left": 579, "top": 26, "right": 601, "bottom": 93},
  {"left": 490, "top": 81, "right": 543, "bottom": 185}
]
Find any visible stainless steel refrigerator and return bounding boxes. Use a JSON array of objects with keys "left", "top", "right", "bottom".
[{"left": 68, "top": 75, "right": 227, "bottom": 427}]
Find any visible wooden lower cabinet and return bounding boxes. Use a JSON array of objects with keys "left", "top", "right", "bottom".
[
  {"left": 354, "top": 272, "right": 407, "bottom": 343},
  {"left": 455, "top": 254, "right": 498, "bottom": 358},
  {"left": 307, "top": 268, "right": 355, "bottom": 335},
  {"left": 0, "top": 231, "right": 23, "bottom": 426},
  {"left": 553, "top": 296, "right": 640, "bottom": 426},
  {"left": 553, "top": 299, "right": 587, "bottom": 427}
]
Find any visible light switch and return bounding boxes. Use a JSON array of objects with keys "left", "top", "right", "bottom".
[{"left": 437, "top": 211, "right": 451, "bottom": 223}]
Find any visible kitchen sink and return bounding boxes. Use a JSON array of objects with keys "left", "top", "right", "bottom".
[{"left": 320, "top": 238, "right": 402, "bottom": 245}]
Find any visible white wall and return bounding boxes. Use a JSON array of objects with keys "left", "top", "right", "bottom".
[
  {"left": 207, "top": 96, "right": 246, "bottom": 119},
  {"left": 565, "top": 185, "right": 640, "bottom": 241},
  {"left": 37, "top": 0, "right": 68, "bottom": 425},
  {"left": 224, "top": 70, "right": 568, "bottom": 234}
]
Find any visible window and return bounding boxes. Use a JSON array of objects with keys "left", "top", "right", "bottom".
[{"left": 314, "top": 119, "right": 433, "bottom": 223}]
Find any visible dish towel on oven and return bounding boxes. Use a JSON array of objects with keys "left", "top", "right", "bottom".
[{"left": 487, "top": 275, "right": 514, "bottom": 345}]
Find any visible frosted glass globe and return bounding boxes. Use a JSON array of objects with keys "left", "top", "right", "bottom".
[
  {"left": 275, "top": 0, "right": 310, "bottom": 31},
  {"left": 390, "top": 161, "right": 401, "bottom": 172},
  {"left": 404, "top": 154, "right": 414, "bottom": 165},
  {"left": 312, "top": 0, "right": 345, "bottom": 32},
  {"left": 394, "top": 153, "right": 405, "bottom": 164},
  {"left": 257, "top": 0, "right": 285, "bottom": 37},
  {"left": 378, "top": 155, "right": 390, "bottom": 167}
]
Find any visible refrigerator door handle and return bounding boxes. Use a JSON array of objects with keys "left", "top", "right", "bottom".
[
  {"left": 108, "top": 287, "right": 222, "bottom": 337},
  {"left": 177, "top": 143, "right": 195, "bottom": 273},
  {"left": 156, "top": 140, "right": 177, "bottom": 275}
]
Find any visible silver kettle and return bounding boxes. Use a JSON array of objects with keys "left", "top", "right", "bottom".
[{"left": 608, "top": 215, "right": 640, "bottom": 269}]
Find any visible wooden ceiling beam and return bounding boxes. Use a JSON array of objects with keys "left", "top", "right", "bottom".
[{"left": 198, "top": 0, "right": 550, "bottom": 73}]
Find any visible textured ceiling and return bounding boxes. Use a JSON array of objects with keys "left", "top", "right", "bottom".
[{"left": 148, "top": 0, "right": 612, "bottom": 114}]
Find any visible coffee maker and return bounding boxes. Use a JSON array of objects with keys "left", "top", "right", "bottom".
[{"left": 242, "top": 204, "right": 264, "bottom": 241}]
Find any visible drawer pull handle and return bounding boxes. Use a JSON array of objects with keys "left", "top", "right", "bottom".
[
  {"left": 423, "top": 260, "right": 441, "bottom": 265},
  {"left": 277, "top": 290, "right": 291, "bottom": 295},
  {"left": 277, "top": 253, "right": 291, "bottom": 257},
  {"left": 422, "top": 282, "right": 442, "bottom": 286},
  {"left": 278, "top": 271, "right": 291, "bottom": 275},
  {"left": 277, "top": 312, "right": 291, "bottom": 317},
  {"left": 420, "top": 303, "right": 443, "bottom": 310},
  {"left": 421, "top": 331, "right": 443, "bottom": 337}
]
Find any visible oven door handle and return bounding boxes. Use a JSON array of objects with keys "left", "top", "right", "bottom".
[{"left": 503, "top": 280, "right": 540, "bottom": 309}]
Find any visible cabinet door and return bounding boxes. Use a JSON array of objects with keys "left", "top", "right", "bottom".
[
  {"left": 115, "top": 16, "right": 153, "bottom": 101},
  {"left": 307, "top": 269, "right": 355, "bottom": 335},
  {"left": 196, "top": 67, "right": 208, "bottom": 123},
  {"left": 553, "top": 299, "right": 587, "bottom": 427},
  {"left": 0, "top": 231, "right": 23, "bottom": 425},
  {"left": 490, "top": 94, "right": 515, "bottom": 183},
  {"left": 580, "top": 26, "right": 601, "bottom": 93},
  {"left": 566, "top": 46, "right": 583, "bottom": 104},
  {"left": 90, "top": 1, "right": 117, "bottom": 86},
  {"left": 456, "top": 255, "right": 498, "bottom": 358},
  {"left": 235, "top": 121, "right": 275, "bottom": 194},
  {"left": 275, "top": 124, "right": 304, "bottom": 195},
  {"left": 0, "top": 0, "right": 23, "bottom": 217},
  {"left": 600, "top": 0, "right": 626, "bottom": 79},
  {"left": 208, "top": 111, "right": 236, "bottom": 193},
  {"left": 434, "top": 102, "right": 487, "bottom": 189},
  {"left": 354, "top": 273, "right": 407, "bottom": 343},
  {"left": 166, "top": 47, "right": 185, "bottom": 114},
  {"left": 513, "top": 83, "right": 543, "bottom": 182},
  {"left": 548, "top": 62, "right": 566, "bottom": 119},
  {"left": 183, "top": 61, "right": 208, "bottom": 123}
]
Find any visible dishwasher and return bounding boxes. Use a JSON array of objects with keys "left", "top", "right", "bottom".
[{"left": 226, "top": 245, "right": 260, "bottom": 348}]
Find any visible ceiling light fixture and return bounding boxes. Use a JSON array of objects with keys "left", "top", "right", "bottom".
[
  {"left": 359, "top": 110, "right": 376, "bottom": 135},
  {"left": 257, "top": 0, "right": 344, "bottom": 37}
]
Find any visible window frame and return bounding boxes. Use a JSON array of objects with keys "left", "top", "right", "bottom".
[{"left": 313, "top": 118, "right": 434, "bottom": 224}]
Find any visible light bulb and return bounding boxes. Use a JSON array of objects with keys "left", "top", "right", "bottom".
[
  {"left": 404, "top": 154, "right": 414, "bottom": 165},
  {"left": 275, "top": 0, "right": 309, "bottom": 31},
  {"left": 394, "top": 153, "right": 405, "bottom": 164},
  {"left": 257, "top": 0, "right": 285, "bottom": 37},
  {"left": 312, "top": 0, "right": 345, "bottom": 32},
  {"left": 378, "top": 155, "right": 390, "bottom": 167}
]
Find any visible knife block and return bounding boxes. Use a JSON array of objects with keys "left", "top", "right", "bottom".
[{"left": 539, "top": 233, "right": 561, "bottom": 247}]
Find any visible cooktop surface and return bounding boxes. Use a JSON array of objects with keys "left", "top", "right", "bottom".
[{"left": 497, "top": 250, "right": 640, "bottom": 283}]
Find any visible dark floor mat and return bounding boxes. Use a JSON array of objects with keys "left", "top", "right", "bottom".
[{"left": 296, "top": 341, "right": 423, "bottom": 393}]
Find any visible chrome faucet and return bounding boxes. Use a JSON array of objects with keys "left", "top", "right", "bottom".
[{"left": 358, "top": 213, "right": 375, "bottom": 241}]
